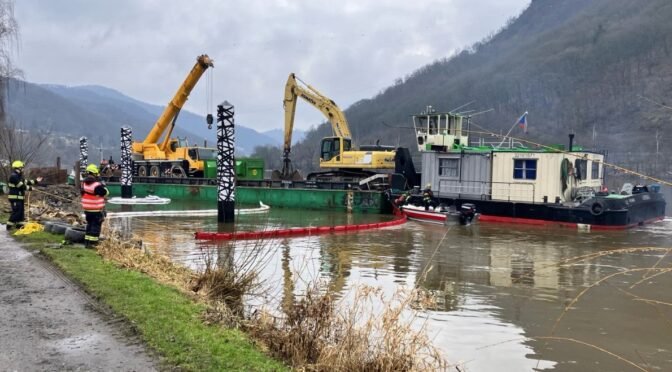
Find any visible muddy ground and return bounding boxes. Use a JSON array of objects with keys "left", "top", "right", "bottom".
[
  {"left": 0, "top": 229, "right": 159, "bottom": 371},
  {"left": 1, "top": 184, "right": 84, "bottom": 225}
]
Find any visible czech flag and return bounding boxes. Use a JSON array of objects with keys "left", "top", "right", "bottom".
[{"left": 517, "top": 112, "right": 528, "bottom": 133}]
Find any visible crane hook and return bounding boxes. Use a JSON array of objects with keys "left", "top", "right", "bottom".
[{"left": 206, "top": 113, "right": 214, "bottom": 130}]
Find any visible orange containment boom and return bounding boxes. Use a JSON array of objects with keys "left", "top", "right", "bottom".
[{"left": 194, "top": 210, "right": 406, "bottom": 241}]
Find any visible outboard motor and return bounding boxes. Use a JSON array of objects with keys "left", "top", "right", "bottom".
[{"left": 459, "top": 203, "right": 477, "bottom": 225}]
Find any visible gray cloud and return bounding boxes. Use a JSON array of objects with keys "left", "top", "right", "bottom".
[{"left": 15, "top": 0, "right": 529, "bottom": 131}]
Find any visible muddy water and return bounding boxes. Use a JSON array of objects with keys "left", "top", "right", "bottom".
[{"left": 109, "top": 204, "right": 672, "bottom": 371}]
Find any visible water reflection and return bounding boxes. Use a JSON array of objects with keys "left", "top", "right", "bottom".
[{"left": 109, "top": 204, "right": 672, "bottom": 371}]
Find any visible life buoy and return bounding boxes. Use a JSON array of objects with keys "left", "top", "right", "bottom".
[{"left": 590, "top": 200, "right": 605, "bottom": 216}]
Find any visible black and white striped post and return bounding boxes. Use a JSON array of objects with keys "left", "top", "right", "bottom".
[
  {"left": 120, "top": 127, "right": 133, "bottom": 198},
  {"left": 216, "top": 101, "right": 236, "bottom": 223},
  {"left": 79, "top": 136, "right": 88, "bottom": 177}
]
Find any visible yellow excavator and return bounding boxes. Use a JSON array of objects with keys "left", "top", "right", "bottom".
[
  {"left": 274, "top": 73, "right": 396, "bottom": 182},
  {"left": 131, "top": 54, "right": 215, "bottom": 178}
]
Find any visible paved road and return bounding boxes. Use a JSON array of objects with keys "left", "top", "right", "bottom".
[{"left": 0, "top": 227, "right": 158, "bottom": 371}]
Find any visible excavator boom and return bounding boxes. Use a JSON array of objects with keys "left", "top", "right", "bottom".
[
  {"left": 279, "top": 73, "right": 353, "bottom": 180},
  {"left": 276, "top": 73, "right": 396, "bottom": 182},
  {"left": 283, "top": 73, "right": 351, "bottom": 154}
]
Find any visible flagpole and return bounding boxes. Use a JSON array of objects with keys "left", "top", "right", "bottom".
[{"left": 496, "top": 112, "right": 527, "bottom": 148}]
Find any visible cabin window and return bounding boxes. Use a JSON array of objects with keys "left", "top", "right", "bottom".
[
  {"left": 591, "top": 161, "right": 600, "bottom": 179},
  {"left": 574, "top": 159, "right": 588, "bottom": 180},
  {"left": 439, "top": 158, "right": 459, "bottom": 177},
  {"left": 321, "top": 139, "right": 339, "bottom": 161},
  {"left": 343, "top": 139, "right": 352, "bottom": 151},
  {"left": 426, "top": 116, "right": 438, "bottom": 135},
  {"left": 513, "top": 159, "right": 537, "bottom": 180}
]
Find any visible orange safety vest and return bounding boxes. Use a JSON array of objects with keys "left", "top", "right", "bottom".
[{"left": 81, "top": 182, "right": 106, "bottom": 211}]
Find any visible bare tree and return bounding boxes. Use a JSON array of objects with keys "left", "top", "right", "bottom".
[
  {"left": 0, "top": 0, "right": 19, "bottom": 114},
  {"left": 0, "top": 0, "right": 23, "bottom": 181},
  {"left": 0, "top": 118, "right": 50, "bottom": 180}
]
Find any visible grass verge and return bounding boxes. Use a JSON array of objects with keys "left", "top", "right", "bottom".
[{"left": 15, "top": 231, "right": 286, "bottom": 372}]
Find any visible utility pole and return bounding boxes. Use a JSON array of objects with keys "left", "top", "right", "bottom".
[{"left": 99, "top": 136, "right": 104, "bottom": 164}]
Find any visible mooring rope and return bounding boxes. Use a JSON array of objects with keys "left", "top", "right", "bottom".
[{"left": 466, "top": 122, "right": 672, "bottom": 187}]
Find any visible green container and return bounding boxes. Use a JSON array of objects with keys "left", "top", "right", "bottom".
[
  {"left": 236, "top": 158, "right": 264, "bottom": 180},
  {"left": 203, "top": 160, "right": 217, "bottom": 179},
  {"left": 191, "top": 158, "right": 263, "bottom": 179}
]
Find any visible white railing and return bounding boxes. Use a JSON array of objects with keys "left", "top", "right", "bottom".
[
  {"left": 470, "top": 137, "right": 526, "bottom": 149},
  {"left": 437, "top": 180, "right": 536, "bottom": 202}
]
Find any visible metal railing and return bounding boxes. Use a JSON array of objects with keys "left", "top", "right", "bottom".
[
  {"left": 470, "top": 137, "right": 526, "bottom": 149},
  {"left": 437, "top": 180, "right": 536, "bottom": 202}
]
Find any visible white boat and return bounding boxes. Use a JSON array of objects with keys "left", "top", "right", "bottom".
[
  {"left": 107, "top": 195, "right": 171, "bottom": 205},
  {"left": 106, "top": 201, "right": 270, "bottom": 218}
]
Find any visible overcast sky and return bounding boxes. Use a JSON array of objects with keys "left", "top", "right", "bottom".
[{"left": 14, "top": 0, "right": 529, "bottom": 132}]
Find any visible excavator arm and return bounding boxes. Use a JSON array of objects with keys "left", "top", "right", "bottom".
[
  {"left": 133, "top": 54, "right": 214, "bottom": 154},
  {"left": 280, "top": 73, "right": 351, "bottom": 178}
]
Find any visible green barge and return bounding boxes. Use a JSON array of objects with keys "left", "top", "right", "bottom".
[{"left": 106, "top": 181, "right": 391, "bottom": 214}]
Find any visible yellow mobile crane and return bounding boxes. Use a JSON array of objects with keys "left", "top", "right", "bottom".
[
  {"left": 275, "top": 73, "right": 396, "bottom": 182},
  {"left": 131, "top": 54, "right": 215, "bottom": 177}
]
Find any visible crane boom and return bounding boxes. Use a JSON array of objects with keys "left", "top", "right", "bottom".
[
  {"left": 130, "top": 54, "right": 216, "bottom": 179},
  {"left": 140, "top": 54, "right": 214, "bottom": 149}
]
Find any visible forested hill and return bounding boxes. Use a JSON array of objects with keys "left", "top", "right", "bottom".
[
  {"left": 5, "top": 79, "right": 281, "bottom": 165},
  {"left": 285, "top": 0, "right": 672, "bottom": 176}
]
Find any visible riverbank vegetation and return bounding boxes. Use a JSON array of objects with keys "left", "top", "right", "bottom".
[
  {"left": 13, "top": 225, "right": 451, "bottom": 371},
  {"left": 249, "top": 283, "right": 447, "bottom": 370},
  {"left": 14, "top": 231, "right": 286, "bottom": 371}
]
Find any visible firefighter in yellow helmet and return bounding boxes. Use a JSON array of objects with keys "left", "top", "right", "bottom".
[
  {"left": 6, "top": 160, "right": 42, "bottom": 230},
  {"left": 80, "top": 164, "right": 109, "bottom": 248}
]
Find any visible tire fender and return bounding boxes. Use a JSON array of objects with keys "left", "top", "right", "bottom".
[{"left": 590, "top": 200, "right": 605, "bottom": 216}]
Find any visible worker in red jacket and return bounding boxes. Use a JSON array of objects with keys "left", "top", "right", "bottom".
[{"left": 80, "top": 164, "right": 109, "bottom": 248}]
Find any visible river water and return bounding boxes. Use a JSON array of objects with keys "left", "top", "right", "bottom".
[{"left": 108, "top": 204, "right": 672, "bottom": 371}]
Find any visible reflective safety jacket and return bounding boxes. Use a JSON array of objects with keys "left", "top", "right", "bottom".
[
  {"left": 8, "top": 171, "right": 37, "bottom": 201},
  {"left": 81, "top": 176, "right": 109, "bottom": 212}
]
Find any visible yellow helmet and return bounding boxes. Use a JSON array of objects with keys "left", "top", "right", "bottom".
[
  {"left": 86, "top": 164, "right": 100, "bottom": 175},
  {"left": 12, "top": 160, "right": 24, "bottom": 169},
  {"left": 425, "top": 183, "right": 431, "bottom": 189}
]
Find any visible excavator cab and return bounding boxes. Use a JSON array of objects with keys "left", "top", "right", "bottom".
[{"left": 320, "top": 137, "right": 351, "bottom": 162}]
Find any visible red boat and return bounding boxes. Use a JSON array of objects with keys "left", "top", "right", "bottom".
[{"left": 400, "top": 203, "right": 478, "bottom": 225}]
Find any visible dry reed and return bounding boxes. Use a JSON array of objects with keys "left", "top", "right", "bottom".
[
  {"left": 98, "top": 220, "right": 451, "bottom": 371},
  {"left": 249, "top": 282, "right": 449, "bottom": 371},
  {"left": 96, "top": 221, "right": 196, "bottom": 292}
]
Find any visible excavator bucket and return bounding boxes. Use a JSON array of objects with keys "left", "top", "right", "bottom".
[
  {"left": 289, "top": 170, "right": 303, "bottom": 181},
  {"left": 270, "top": 169, "right": 303, "bottom": 181},
  {"left": 271, "top": 156, "right": 304, "bottom": 181}
]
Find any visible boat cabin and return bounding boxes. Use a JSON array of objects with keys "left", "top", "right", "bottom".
[
  {"left": 413, "top": 105, "right": 470, "bottom": 152},
  {"left": 415, "top": 108, "right": 605, "bottom": 204}
]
